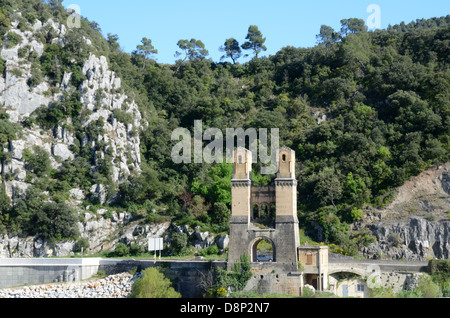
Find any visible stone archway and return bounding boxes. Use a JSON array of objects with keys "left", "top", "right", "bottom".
[
  {"left": 250, "top": 237, "right": 276, "bottom": 263},
  {"left": 328, "top": 271, "right": 368, "bottom": 298}
]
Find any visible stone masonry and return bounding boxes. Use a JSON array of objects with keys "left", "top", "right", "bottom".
[{"left": 228, "top": 147, "right": 300, "bottom": 272}]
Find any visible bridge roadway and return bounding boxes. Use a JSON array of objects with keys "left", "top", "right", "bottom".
[
  {"left": 102, "top": 257, "right": 430, "bottom": 276},
  {"left": 0, "top": 257, "right": 429, "bottom": 290},
  {"left": 328, "top": 258, "right": 428, "bottom": 276}
]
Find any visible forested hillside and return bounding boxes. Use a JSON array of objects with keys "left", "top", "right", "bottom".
[{"left": 0, "top": 0, "right": 448, "bottom": 256}]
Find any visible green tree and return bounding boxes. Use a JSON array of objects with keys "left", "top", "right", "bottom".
[
  {"left": 23, "top": 146, "right": 51, "bottom": 178},
  {"left": 341, "top": 18, "right": 367, "bottom": 37},
  {"left": 191, "top": 163, "right": 233, "bottom": 206},
  {"left": 316, "top": 25, "right": 340, "bottom": 58},
  {"left": 75, "top": 238, "right": 90, "bottom": 253},
  {"left": 242, "top": 25, "right": 267, "bottom": 58},
  {"left": 397, "top": 289, "right": 423, "bottom": 298},
  {"left": 130, "top": 267, "right": 181, "bottom": 298},
  {"left": 220, "top": 38, "right": 242, "bottom": 64},
  {"left": 114, "top": 243, "right": 129, "bottom": 257},
  {"left": 212, "top": 202, "right": 231, "bottom": 229},
  {"left": 0, "top": 112, "right": 21, "bottom": 144},
  {"left": 216, "top": 254, "right": 252, "bottom": 293},
  {"left": 175, "top": 38, "right": 209, "bottom": 62},
  {"left": 9, "top": 186, "right": 44, "bottom": 235},
  {"left": 415, "top": 275, "right": 442, "bottom": 298},
  {"left": 369, "top": 286, "right": 396, "bottom": 298},
  {"left": 0, "top": 8, "right": 11, "bottom": 36},
  {"left": 314, "top": 168, "right": 343, "bottom": 208},
  {"left": 189, "top": 195, "right": 210, "bottom": 219},
  {"left": 135, "top": 37, "right": 157, "bottom": 69},
  {"left": 32, "top": 202, "right": 80, "bottom": 244},
  {"left": 175, "top": 38, "right": 209, "bottom": 75},
  {"left": 340, "top": 18, "right": 368, "bottom": 37},
  {"left": 170, "top": 232, "right": 188, "bottom": 255},
  {"left": 0, "top": 184, "right": 10, "bottom": 214},
  {"left": 107, "top": 33, "right": 120, "bottom": 51},
  {"left": 0, "top": 112, "right": 21, "bottom": 173}
]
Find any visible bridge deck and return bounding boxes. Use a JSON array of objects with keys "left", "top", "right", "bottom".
[{"left": 329, "top": 258, "right": 428, "bottom": 274}]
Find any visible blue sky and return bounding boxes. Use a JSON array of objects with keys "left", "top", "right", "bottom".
[{"left": 62, "top": 0, "right": 449, "bottom": 64}]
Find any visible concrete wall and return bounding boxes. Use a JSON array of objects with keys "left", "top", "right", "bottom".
[{"left": 0, "top": 258, "right": 102, "bottom": 289}]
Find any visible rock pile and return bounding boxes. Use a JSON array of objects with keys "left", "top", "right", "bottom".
[{"left": 0, "top": 272, "right": 136, "bottom": 298}]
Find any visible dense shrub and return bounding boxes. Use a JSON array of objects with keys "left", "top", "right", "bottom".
[
  {"left": 215, "top": 254, "right": 252, "bottom": 293},
  {"left": 23, "top": 146, "right": 51, "bottom": 178},
  {"left": 113, "top": 243, "right": 129, "bottom": 257},
  {"left": 415, "top": 275, "right": 442, "bottom": 298},
  {"left": 170, "top": 232, "right": 188, "bottom": 255},
  {"left": 5, "top": 31, "right": 22, "bottom": 47},
  {"left": 129, "top": 267, "right": 181, "bottom": 298},
  {"left": 32, "top": 202, "right": 80, "bottom": 244}
]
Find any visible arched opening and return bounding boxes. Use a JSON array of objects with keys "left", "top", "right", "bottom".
[
  {"left": 252, "top": 204, "right": 260, "bottom": 220},
  {"left": 269, "top": 204, "right": 276, "bottom": 220},
  {"left": 260, "top": 203, "right": 268, "bottom": 219},
  {"left": 252, "top": 238, "right": 275, "bottom": 263},
  {"left": 251, "top": 203, "right": 275, "bottom": 229},
  {"left": 328, "top": 272, "right": 367, "bottom": 298}
]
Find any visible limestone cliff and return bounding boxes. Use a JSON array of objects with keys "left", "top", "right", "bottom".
[
  {"left": 1, "top": 17, "right": 141, "bottom": 201},
  {"left": 0, "top": 14, "right": 144, "bottom": 256},
  {"left": 354, "top": 162, "right": 450, "bottom": 260}
]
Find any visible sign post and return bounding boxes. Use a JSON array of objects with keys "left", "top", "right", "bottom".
[{"left": 148, "top": 237, "right": 163, "bottom": 263}]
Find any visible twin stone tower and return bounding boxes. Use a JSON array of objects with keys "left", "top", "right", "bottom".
[{"left": 228, "top": 146, "right": 300, "bottom": 272}]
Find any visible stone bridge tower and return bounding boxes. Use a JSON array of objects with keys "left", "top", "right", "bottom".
[{"left": 228, "top": 146, "right": 300, "bottom": 272}]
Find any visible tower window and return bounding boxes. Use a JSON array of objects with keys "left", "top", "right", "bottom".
[
  {"left": 282, "top": 154, "right": 286, "bottom": 163},
  {"left": 238, "top": 155, "right": 242, "bottom": 164}
]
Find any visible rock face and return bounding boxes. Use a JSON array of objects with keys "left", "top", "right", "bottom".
[
  {"left": 355, "top": 162, "right": 450, "bottom": 260},
  {"left": 0, "top": 210, "right": 131, "bottom": 258},
  {"left": 363, "top": 217, "right": 450, "bottom": 260},
  {"left": 80, "top": 53, "right": 142, "bottom": 184},
  {"left": 1, "top": 17, "right": 142, "bottom": 202},
  {"left": 0, "top": 26, "right": 48, "bottom": 119},
  {"left": 0, "top": 15, "right": 145, "bottom": 257},
  {"left": 169, "top": 224, "right": 228, "bottom": 253}
]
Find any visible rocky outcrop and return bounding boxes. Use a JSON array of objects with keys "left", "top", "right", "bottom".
[
  {"left": 80, "top": 53, "right": 142, "bottom": 185},
  {"left": 362, "top": 217, "right": 450, "bottom": 260},
  {"left": 355, "top": 162, "right": 450, "bottom": 260},
  {"left": 0, "top": 25, "right": 48, "bottom": 120},
  {"left": 170, "top": 224, "right": 228, "bottom": 252},
  {"left": 1, "top": 16, "right": 142, "bottom": 202},
  {"left": 0, "top": 210, "right": 134, "bottom": 258}
]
